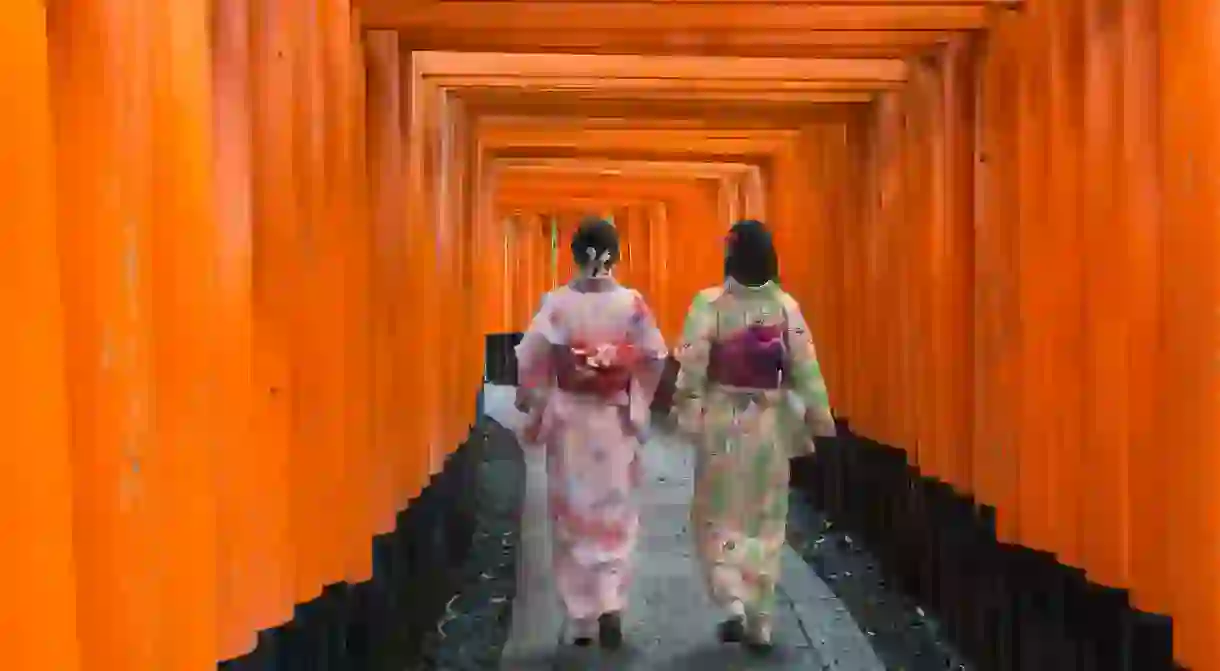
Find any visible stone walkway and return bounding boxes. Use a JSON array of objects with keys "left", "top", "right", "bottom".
[{"left": 483, "top": 385, "right": 884, "bottom": 671}]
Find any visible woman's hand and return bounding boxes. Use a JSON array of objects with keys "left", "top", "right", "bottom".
[
  {"left": 618, "top": 406, "right": 647, "bottom": 443},
  {"left": 805, "top": 407, "right": 836, "bottom": 438},
  {"left": 674, "top": 402, "right": 704, "bottom": 439},
  {"left": 514, "top": 386, "right": 532, "bottom": 413}
]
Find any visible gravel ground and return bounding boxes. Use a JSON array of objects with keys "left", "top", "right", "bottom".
[
  {"left": 412, "top": 417, "right": 972, "bottom": 671},
  {"left": 786, "top": 487, "right": 974, "bottom": 671},
  {"left": 416, "top": 420, "right": 525, "bottom": 671}
]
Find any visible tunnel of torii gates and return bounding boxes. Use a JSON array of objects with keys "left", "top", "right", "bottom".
[{"left": 3, "top": 0, "right": 1219, "bottom": 669}]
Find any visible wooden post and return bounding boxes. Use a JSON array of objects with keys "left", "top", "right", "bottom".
[{"left": 0, "top": 3, "right": 81, "bottom": 669}]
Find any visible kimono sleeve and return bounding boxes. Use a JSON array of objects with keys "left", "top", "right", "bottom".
[
  {"left": 781, "top": 294, "right": 832, "bottom": 418},
  {"left": 627, "top": 290, "right": 668, "bottom": 362},
  {"left": 625, "top": 290, "right": 668, "bottom": 419},
  {"left": 514, "top": 291, "right": 563, "bottom": 393},
  {"left": 672, "top": 288, "right": 719, "bottom": 431}
]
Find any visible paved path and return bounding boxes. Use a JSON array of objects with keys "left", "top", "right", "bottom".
[{"left": 484, "top": 385, "right": 884, "bottom": 671}]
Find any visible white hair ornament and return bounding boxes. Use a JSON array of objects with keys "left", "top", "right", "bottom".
[{"left": 584, "top": 246, "right": 612, "bottom": 276}]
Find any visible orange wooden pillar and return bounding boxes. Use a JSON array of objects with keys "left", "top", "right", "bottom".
[
  {"left": 146, "top": 2, "right": 227, "bottom": 664},
  {"left": 365, "top": 30, "right": 417, "bottom": 515},
  {"left": 938, "top": 36, "right": 977, "bottom": 495},
  {"left": 1160, "top": 0, "right": 1220, "bottom": 665},
  {"left": 211, "top": 0, "right": 266, "bottom": 657},
  {"left": 903, "top": 58, "right": 938, "bottom": 477},
  {"left": 620, "top": 205, "right": 653, "bottom": 305},
  {"left": 248, "top": 0, "right": 302, "bottom": 629},
  {"left": 556, "top": 211, "right": 577, "bottom": 283},
  {"left": 796, "top": 124, "right": 838, "bottom": 410},
  {"left": 859, "top": 91, "right": 905, "bottom": 451},
  {"left": 47, "top": 0, "right": 229, "bottom": 666},
  {"left": 330, "top": 0, "right": 375, "bottom": 586},
  {"left": 406, "top": 56, "right": 445, "bottom": 478},
  {"left": 661, "top": 186, "right": 722, "bottom": 334},
  {"left": 1078, "top": 0, "right": 1130, "bottom": 592},
  {"left": 288, "top": 0, "right": 347, "bottom": 601},
  {"left": 47, "top": 3, "right": 161, "bottom": 664},
  {"left": 0, "top": 4, "right": 81, "bottom": 669},
  {"left": 1121, "top": 0, "right": 1169, "bottom": 619},
  {"left": 647, "top": 202, "right": 675, "bottom": 343},
  {"left": 833, "top": 109, "right": 870, "bottom": 426},
  {"left": 509, "top": 212, "right": 551, "bottom": 331},
  {"left": 972, "top": 9, "right": 1023, "bottom": 544},
  {"left": 1021, "top": 0, "right": 1083, "bottom": 571}
]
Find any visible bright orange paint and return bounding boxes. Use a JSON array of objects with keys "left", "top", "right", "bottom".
[
  {"left": 1, "top": 3, "right": 80, "bottom": 670},
  {"left": 6, "top": 2, "right": 1220, "bottom": 669}
]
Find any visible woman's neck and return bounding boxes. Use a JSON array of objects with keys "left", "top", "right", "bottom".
[
  {"left": 725, "top": 276, "right": 773, "bottom": 294},
  {"left": 571, "top": 274, "right": 617, "bottom": 292}
]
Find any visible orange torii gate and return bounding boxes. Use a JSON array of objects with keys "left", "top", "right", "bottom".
[{"left": 6, "top": 0, "right": 1220, "bottom": 669}]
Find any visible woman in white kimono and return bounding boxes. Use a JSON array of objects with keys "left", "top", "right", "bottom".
[{"left": 514, "top": 217, "right": 668, "bottom": 648}]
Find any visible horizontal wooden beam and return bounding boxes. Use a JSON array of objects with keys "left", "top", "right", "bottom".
[
  {"left": 434, "top": 75, "right": 897, "bottom": 92},
  {"left": 495, "top": 176, "right": 721, "bottom": 201},
  {"left": 495, "top": 193, "right": 690, "bottom": 208},
  {"left": 455, "top": 88, "right": 874, "bottom": 108},
  {"left": 365, "top": 2, "right": 992, "bottom": 31},
  {"left": 476, "top": 114, "right": 837, "bottom": 133},
  {"left": 477, "top": 114, "right": 821, "bottom": 133},
  {"left": 494, "top": 157, "right": 759, "bottom": 180},
  {"left": 416, "top": 51, "right": 908, "bottom": 82},
  {"left": 480, "top": 125, "right": 798, "bottom": 148},
  {"left": 496, "top": 194, "right": 671, "bottom": 206},
  {"left": 474, "top": 117, "right": 808, "bottom": 163},
  {"left": 440, "top": 0, "right": 1016, "bottom": 4},
  {"left": 390, "top": 28, "right": 956, "bottom": 59}
]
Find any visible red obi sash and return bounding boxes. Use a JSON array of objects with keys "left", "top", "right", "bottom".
[{"left": 553, "top": 341, "right": 636, "bottom": 396}]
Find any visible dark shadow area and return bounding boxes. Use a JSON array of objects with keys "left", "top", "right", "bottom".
[
  {"left": 485, "top": 333, "right": 523, "bottom": 386},
  {"left": 218, "top": 409, "right": 525, "bottom": 671},
  {"left": 417, "top": 418, "right": 525, "bottom": 670},
  {"left": 786, "top": 486, "right": 970, "bottom": 670},
  {"left": 662, "top": 643, "right": 822, "bottom": 671},
  {"left": 790, "top": 420, "right": 1183, "bottom": 671}
]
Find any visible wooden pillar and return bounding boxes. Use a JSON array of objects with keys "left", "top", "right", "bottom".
[
  {"left": 406, "top": 53, "right": 445, "bottom": 478},
  {"left": 865, "top": 92, "right": 906, "bottom": 450},
  {"left": 1079, "top": 0, "right": 1130, "bottom": 591},
  {"left": 211, "top": 0, "right": 263, "bottom": 656},
  {"left": 248, "top": 0, "right": 300, "bottom": 626},
  {"left": 972, "top": 9, "right": 1024, "bottom": 544},
  {"left": 1121, "top": 0, "right": 1168, "bottom": 616},
  {"left": 323, "top": 0, "right": 374, "bottom": 585},
  {"left": 365, "top": 30, "right": 410, "bottom": 519},
  {"left": 288, "top": 0, "right": 335, "bottom": 599},
  {"left": 938, "top": 36, "right": 977, "bottom": 494},
  {"left": 47, "top": 2, "right": 170, "bottom": 666},
  {"left": 1160, "top": 0, "right": 1220, "bottom": 665},
  {"left": 48, "top": 0, "right": 229, "bottom": 665},
  {"left": 648, "top": 202, "right": 673, "bottom": 343},
  {"left": 0, "top": 4, "right": 81, "bottom": 669},
  {"left": 914, "top": 57, "right": 943, "bottom": 476},
  {"left": 146, "top": 1, "right": 226, "bottom": 663}
]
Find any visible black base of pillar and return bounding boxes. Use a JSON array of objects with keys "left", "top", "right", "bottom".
[
  {"left": 484, "top": 333, "right": 523, "bottom": 386},
  {"left": 790, "top": 421, "right": 1183, "bottom": 671},
  {"left": 219, "top": 423, "right": 490, "bottom": 671}
]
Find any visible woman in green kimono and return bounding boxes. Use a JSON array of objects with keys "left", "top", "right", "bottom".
[{"left": 671, "top": 219, "right": 836, "bottom": 652}]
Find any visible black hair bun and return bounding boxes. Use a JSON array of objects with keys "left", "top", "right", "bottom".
[
  {"left": 570, "top": 216, "right": 620, "bottom": 267},
  {"left": 726, "top": 219, "right": 778, "bottom": 287}
]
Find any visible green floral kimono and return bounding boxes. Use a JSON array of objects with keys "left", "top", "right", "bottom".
[{"left": 671, "top": 279, "right": 832, "bottom": 628}]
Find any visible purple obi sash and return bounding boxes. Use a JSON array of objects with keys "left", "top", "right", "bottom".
[{"left": 707, "top": 323, "right": 786, "bottom": 389}]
